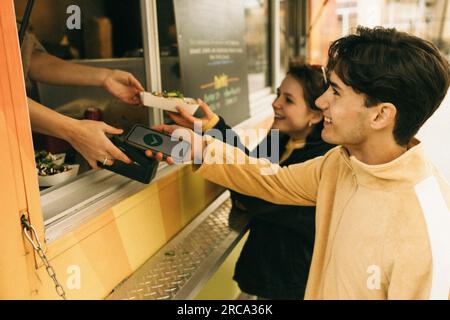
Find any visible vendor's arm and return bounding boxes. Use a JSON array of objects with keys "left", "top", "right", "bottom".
[
  {"left": 28, "top": 51, "right": 144, "bottom": 105},
  {"left": 28, "top": 98, "right": 132, "bottom": 168}
]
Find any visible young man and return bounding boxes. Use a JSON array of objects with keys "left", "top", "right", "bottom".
[{"left": 150, "top": 26, "right": 450, "bottom": 299}]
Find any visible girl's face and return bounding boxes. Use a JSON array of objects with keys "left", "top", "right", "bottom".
[{"left": 272, "top": 75, "right": 323, "bottom": 139}]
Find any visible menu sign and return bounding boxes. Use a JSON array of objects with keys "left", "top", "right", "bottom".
[{"left": 174, "top": 0, "right": 250, "bottom": 126}]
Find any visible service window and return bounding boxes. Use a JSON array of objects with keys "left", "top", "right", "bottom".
[
  {"left": 18, "top": 0, "right": 276, "bottom": 237},
  {"left": 15, "top": 0, "right": 149, "bottom": 192},
  {"left": 13, "top": 0, "right": 164, "bottom": 235}
]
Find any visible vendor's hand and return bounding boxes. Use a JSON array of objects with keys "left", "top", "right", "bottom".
[
  {"left": 144, "top": 124, "right": 205, "bottom": 165},
  {"left": 102, "top": 69, "right": 144, "bottom": 105},
  {"left": 167, "top": 99, "right": 216, "bottom": 130},
  {"left": 66, "top": 120, "right": 132, "bottom": 169}
]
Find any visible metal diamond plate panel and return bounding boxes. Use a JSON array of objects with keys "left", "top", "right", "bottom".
[{"left": 106, "top": 192, "right": 249, "bottom": 300}]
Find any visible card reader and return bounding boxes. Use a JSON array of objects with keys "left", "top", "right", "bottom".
[{"left": 97, "top": 135, "right": 159, "bottom": 184}]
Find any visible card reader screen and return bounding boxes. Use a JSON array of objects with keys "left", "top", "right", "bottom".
[{"left": 126, "top": 126, "right": 190, "bottom": 161}]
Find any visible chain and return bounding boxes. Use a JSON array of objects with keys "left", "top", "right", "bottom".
[{"left": 21, "top": 215, "right": 67, "bottom": 300}]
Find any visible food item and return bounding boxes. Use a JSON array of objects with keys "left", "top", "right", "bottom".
[
  {"left": 150, "top": 90, "right": 197, "bottom": 105},
  {"left": 140, "top": 90, "right": 199, "bottom": 115},
  {"left": 35, "top": 151, "right": 70, "bottom": 176},
  {"left": 35, "top": 151, "right": 80, "bottom": 187},
  {"left": 152, "top": 90, "right": 184, "bottom": 99}
]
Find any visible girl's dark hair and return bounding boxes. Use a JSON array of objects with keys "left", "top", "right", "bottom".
[
  {"left": 287, "top": 63, "right": 328, "bottom": 143},
  {"left": 327, "top": 26, "right": 450, "bottom": 146}
]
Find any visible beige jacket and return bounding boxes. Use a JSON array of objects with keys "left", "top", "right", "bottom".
[{"left": 196, "top": 138, "right": 450, "bottom": 299}]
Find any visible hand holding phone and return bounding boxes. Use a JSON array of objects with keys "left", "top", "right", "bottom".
[{"left": 125, "top": 124, "right": 191, "bottom": 163}]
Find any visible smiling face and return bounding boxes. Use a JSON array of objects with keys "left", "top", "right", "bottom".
[
  {"left": 315, "top": 71, "right": 374, "bottom": 147},
  {"left": 272, "top": 75, "right": 322, "bottom": 139}
]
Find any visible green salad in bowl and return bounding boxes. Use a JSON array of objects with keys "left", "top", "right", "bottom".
[
  {"left": 35, "top": 151, "right": 79, "bottom": 187},
  {"left": 35, "top": 151, "right": 68, "bottom": 176}
]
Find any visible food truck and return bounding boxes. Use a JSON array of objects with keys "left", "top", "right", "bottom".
[
  {"left": 1, "top": 0, "right": 449, "bottom": 300},
  {"left": 1, "top": 0, "right": 295, "bottom": 300}
]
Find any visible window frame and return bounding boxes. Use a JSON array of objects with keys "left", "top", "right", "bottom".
[{"left": 1, "top": 0, "right": 45, "bottom": 274}]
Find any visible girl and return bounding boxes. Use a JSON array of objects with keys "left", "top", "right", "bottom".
[{"left": 163, "top": 63, "right": 333, "bottom": 299}]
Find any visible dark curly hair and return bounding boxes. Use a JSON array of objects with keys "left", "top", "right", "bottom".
[
  {"left": 327, "top": 26, "right": 450, "bottom": 146},
  {"left": 287, "top": 63, "right": 329, "bottom": 143}
]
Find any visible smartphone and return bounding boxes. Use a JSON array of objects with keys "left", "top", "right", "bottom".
[
  {"left": 98, "top": 136, "right": 159, "bottom": 184},
  {"left": 125, "top": 124, "right": 191, "bottom": 163}
]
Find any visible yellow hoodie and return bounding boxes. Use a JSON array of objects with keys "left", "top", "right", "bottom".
[{"left": 195, "top": 138, "right": 450, "bottom": 300}]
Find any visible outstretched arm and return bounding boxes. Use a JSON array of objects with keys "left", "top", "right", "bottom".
[
  {"left": 196, "top": 137, "right": 324, "bottom": 206},
  {"left": 28, "top": 51, "right": 144, "bottom": 105},
  {"left": 146, "top": 124, "right": 327, "bottom": 206}
]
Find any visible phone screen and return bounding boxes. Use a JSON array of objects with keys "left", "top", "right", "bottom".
[{"left": 125, "top": 125, "right": 190, "bottom": 162}]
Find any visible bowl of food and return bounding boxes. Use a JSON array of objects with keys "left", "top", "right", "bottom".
[
  {"left": 35, "top": 150, "right": 66, "bottom": 165},
  {"left": 35, "top": 151, "right": 79, "bottom": 187},
  {"left": 140, "top": 90, "right": 199, "bottom": 115}
]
